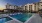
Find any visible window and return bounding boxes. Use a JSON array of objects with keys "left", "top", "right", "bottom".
[
  {"left": 25, "top": 6, "right": 27, "bottom": 10},
  {"left": 29, "top": 5, "right": 32, "bottom": 11}
]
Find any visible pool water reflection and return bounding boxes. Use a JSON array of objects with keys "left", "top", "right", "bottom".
[
  {"left": 0, "top": 17, "right": 12, "bottom": 23},
  {"left": 10, "top": 13, "right": 32, "bottom": 22}
]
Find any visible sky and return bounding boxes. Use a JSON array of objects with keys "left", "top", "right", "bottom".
[{"left": 0, "top": 0, "right": 40, "bottom": 10}]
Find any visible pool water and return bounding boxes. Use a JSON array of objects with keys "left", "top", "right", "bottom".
[
  {"left": 0, "top": 17, "right": 12, "bottom": 23},
  {"left": 10, "top": 13, "right": 32, "bottom": 22}
]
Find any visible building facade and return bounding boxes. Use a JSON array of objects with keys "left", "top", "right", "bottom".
[
  {"left": 6, "top": 3, "right": 18, "bottom": 10},
  {"left": 34, "top": 0, "right": 42, "bottom": 11},
  {"left": 22, "top": 3, "right": 39, "bottom": 12},
  {"left": 25, "top": 3, "right": 35, "bottom": 11},
  {"left": 38, "top": 0, "right": 42, "bottom": 9},
  {"left": 21, "top": 0, "right": 42, "bottom": 12}
]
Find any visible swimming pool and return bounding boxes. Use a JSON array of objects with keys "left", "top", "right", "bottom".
[
  {"left": 0, "top": 17, "right": 12, "bottom": 23},
  {"left": 10, "top": 13, "right": 32, "bottom": 22}
]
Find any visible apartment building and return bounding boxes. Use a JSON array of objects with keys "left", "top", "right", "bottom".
[
  {"left": 6, "top": 3, "right": 18, "bottom": 9},
  {"left": 4, "top": 3, "right": 18, "bottom": 12},
  {"left": 21, "top": 0, "right": 42, "bottom": 12},
  {"left": 38, "top": 0, "right": 42, "bottom": 9},
  {"left": 22, "top": 3, "right": 39, "bottom": 12},
  {"left": 34, "top": 0, "right": 42, "bottom": 11}
]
